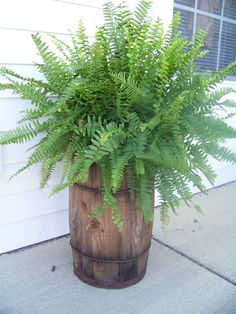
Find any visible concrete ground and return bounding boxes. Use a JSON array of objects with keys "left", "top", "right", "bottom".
[{"left": 1, "top": 181, "right": 236, "bottom": 314}]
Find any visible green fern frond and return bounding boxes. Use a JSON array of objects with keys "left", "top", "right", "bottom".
[
  {"left": 0, "top": 121, "right": 44, "bottom": 145},
  {"left": 19, "top": 108, "right": 45, "bottom": 123},
  {"left": 40, "top": 152, "right": 64, "bottom": 188},
  {"left": 112, "top": 72, "right": 144, "bottom": 103},
  {"left": 133, "top": 0, "right": 152, "bottom": 29},
  {"left": 32, "top": 33, "right": 69, "bottom": 92},
  {"left": 188, "top": 115, "right": 236, "bottom": 140},
  {"left": 160, "top": 203, "right": 170, "bottom": 233},
  {"left": 111, "top": 149, "right": 133, "bottom": 191},
  {"left": 49, "top": 34, "right": 72, "bottom": 61},
  {"left": 49, "top": 182, "right": 70, "bottom": 196},
  {"left": 0, "top": 66, "right": 48, "bottom": 88},
  {"left": 1, "top": 1, "right": 236, "bottom": 231},
  {"left": 74, "top": 20, "right": 90, "bottom": 58},
  {"left": 90, "top": 200, "right": 106, "bottom": 220},
  {"left": 104, "top": 192, "right": 123, "bottom": 231},
  {"left": 204, "top": 143, "right": 236, "bottom": 164}
]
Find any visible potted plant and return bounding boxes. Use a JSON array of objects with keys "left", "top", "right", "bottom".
[{"left": 1, "top": 0, "right": 236, "bottom": 288}]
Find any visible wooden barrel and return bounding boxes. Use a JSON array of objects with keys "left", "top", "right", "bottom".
[{"left": 69, "top": 164, "right": 154, "bottom": 289}]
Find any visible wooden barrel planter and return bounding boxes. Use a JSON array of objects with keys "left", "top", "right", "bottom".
[{"left": 69, "top": 165, "right": 154, "bottom": 289}]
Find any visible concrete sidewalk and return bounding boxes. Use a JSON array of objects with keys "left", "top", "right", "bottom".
[{"left": 1, "top": 182, "right": 236, "bottom": 314}]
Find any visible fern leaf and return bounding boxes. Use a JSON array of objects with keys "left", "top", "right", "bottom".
[
  {"left": 0, "top": 121, "right": 43, "bottom": 145},
  {"left": 90, "top": 200, "right": 106, "bottom": 220},
  {"left": 104, "top": 192, "right": 123, "bottom": 231},
  {"left": 160, "top": 203, "right": 170, "bottom": 234},
  {"left": 133, "top": 0, "right": 152, "bottom": 29}
]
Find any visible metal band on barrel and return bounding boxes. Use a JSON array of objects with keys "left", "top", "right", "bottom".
[
  {"left": 70, "top": 240, "right": 151, "bottom": 263},
  {"left": 74, "top": 182, "right": 130, "bottom": 194}
]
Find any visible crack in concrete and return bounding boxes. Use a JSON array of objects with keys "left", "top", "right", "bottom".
[{"left": 152, "top": 236, "right": 236, "bottom": 287}]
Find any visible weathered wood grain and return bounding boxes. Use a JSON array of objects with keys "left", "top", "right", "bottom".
[{"left": 69, "top": 164, "right": 154, "bottom": 288}]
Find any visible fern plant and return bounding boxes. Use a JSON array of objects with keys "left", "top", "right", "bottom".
[{"left": 1, "top": 0, "right": 236, "bottom": 231}]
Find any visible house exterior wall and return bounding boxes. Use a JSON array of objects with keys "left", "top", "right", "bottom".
[{"left": 0, "top": 0, "right": 235, "bottom": 254}]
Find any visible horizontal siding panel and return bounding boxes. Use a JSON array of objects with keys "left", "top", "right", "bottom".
[
  {"left": 0, "top": 147, "right": 3, "bottom": 173},
  {"left": 2, "top": 142, "right": 35, "bottom": 165},
  {"left": 0, "top": 187, "right": 68, "bottom": 227},
  {"left": 0, "top": 63, "right": 44, "bottom": 79},
  {"left": 208, "top": 155, "right": 236, "bottom": 171},
  {"left": 0, "top": 30, "right": 75, "bottom": 64},
  {"left": 52, "top": 0, "right": 104, "bottom": 8},
  {"left": 2, "top": 136, "right": 44, "bottom": 165},
  {"left": 55, "top": 0, "right": 135, "bottom": 7},
  {"left": 0, "top": 30, "right": 39, "bottom": 64},
  {"left": 0, "top": 163, "right": 40, "bottom": 196},
  {"left": 225, "top": 138, "right": 236, "bottom": 150},
  {"left": 0, "top": 98, "right": 31, "bottom": 131},
  {"left": 0, "top": 0, "right": 103, "bottom": 35},
  {"left": 214, "top": 165, "right": 236, "bottom": 185},
  {"left": 0, "top": 209, "right": 69, "bottom": 254},
  {"left": 222, "top": 80, "right": 236, "bottom": 88},
  {"left": 0, "top": 162, "right": 62, "bottom": 196}
]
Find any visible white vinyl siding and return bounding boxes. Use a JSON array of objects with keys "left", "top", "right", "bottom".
[{"left": 0, "top": 0, "right": 104, "bottom": 254}]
